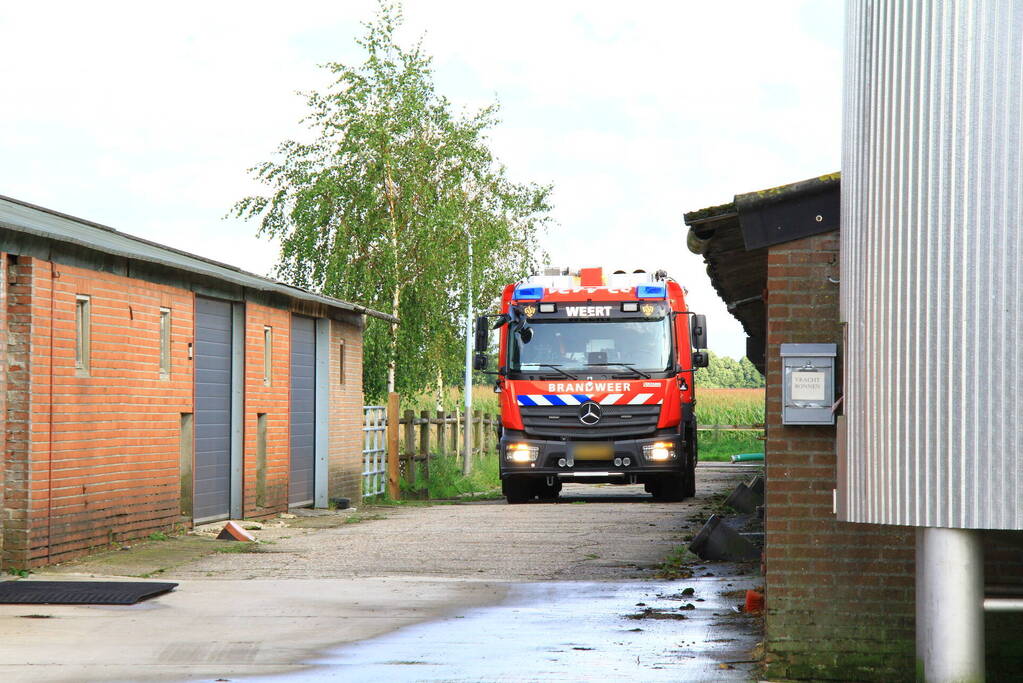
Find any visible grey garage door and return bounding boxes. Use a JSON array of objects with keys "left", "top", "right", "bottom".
[
  {"left": 194, "top": 297, "right": 233, "bottom": 521},
  {"left": 290, "top": 315, "right": 316, "bottom": 506}
]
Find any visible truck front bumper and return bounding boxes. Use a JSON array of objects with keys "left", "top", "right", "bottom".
[{"left": 499, "top": 431, "right": 685, "bottom": 482}]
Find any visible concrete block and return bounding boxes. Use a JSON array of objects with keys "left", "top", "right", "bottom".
[
  {"left": 724, "top": 482, "right": 764, "bottom": 513},
  {"left": 688, "top": 514, "right": 761, "bottom": 562}
]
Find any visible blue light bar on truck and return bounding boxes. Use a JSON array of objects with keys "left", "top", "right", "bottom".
[
  {"left": 636, "top": 284, "right": 666, "bottom": 299},
  {"left": 513, "top": 286, "right": 544, "bottom": 300}
]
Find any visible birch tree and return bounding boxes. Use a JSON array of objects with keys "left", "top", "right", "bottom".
[{"left": 233, "top": 2, "right": 551, "bottom": 399}]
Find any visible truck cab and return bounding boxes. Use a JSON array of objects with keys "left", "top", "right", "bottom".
[{"left": 474, "top": 267, "right": 709, "bottom": 503}]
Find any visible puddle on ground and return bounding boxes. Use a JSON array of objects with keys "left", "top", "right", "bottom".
[{"left": 240, "top": 577, "right": 761, "bottom": 682}]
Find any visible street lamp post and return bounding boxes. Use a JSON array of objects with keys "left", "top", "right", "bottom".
[{"left": 462, "top": 228, "right": 473, "bottom": 475}]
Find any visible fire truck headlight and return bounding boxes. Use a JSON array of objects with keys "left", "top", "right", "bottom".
[
  {"left": 506, "top": 443, "right": 539, "bottom": 463},
  {"left": 643, "top": 442, "right": 676, "bottom": 461}
]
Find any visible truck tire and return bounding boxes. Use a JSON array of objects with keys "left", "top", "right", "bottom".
[
  {"left": 683, "top": 460, "right": 696, "bottom": 498},
  {"left": 684, "top": 422, "right": 698, "bottom": 498},
  {"left": 503, "top": 478, "right": 533, "bottom": 504},
  {"left": 651, "top": 474, "right": 686, "bottom": 502}
]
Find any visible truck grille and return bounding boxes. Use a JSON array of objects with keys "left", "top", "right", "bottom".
[{"left": 519, "top": 404, "right": 661, "bottom": 439}]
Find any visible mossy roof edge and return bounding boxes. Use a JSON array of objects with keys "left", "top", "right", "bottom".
[{"left": 683, "top": 171, "right": 840, "bottom": 226}]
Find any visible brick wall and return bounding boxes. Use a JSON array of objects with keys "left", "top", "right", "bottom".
[
  {"left": 242, "top": 304, "right": 291, "bottom": 517},
  {"left": 763, "top": 231, "right": 917, "bottom": 681},
  {"left": 0, "top": 251, "right": 371, "bottom": 567},
  {"left": 4, "top": 258, "right": 194, "bottom": 567},
  {"left": 762, "top": 231, "right": 1023, "bottom": 679},
  {"left": 329, "top": 317, "right": 364, "bottom": 505},
  {"left": 3, "top": 255, "right": 32, "bottom": 567},
  {"left": 0, "top": 253, "right": 8, "bottom": 554}
]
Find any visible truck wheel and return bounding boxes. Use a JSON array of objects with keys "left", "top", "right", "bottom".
[
  {"left": 684, "top": 423, "right": 698, "bottom": 498},
  {"left": 683, "top": 461, "right": 696, "bottom": 498},
  {"left": 652, "top": 474, "right": 686, "bottom": 502},
  {"left": 503, "top": 478, "right": 533, "bottom": 504}
]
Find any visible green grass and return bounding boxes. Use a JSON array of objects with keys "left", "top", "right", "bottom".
[
  {"left": 400, "top": 452, "right": 501, "bottom": 500},
  {"left": 342, "top": 513, "right": 387, "bottom": 524},
  {"left": 657, "top": 545, "right": 699, "bottom": 579},
  {"left": 215, "top": 542, "right": 262, "bottom": 554},
  {"left": 136, "top": 568, "right": 167, "bottom": 579},
  {"left": 695, "top": 388, "right": 765, "bottom": 462},
  {"left": 698, "top": 431, "right": 764, "bottom": 462}
]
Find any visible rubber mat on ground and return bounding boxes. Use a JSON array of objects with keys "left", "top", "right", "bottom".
[{"left": 0, "top": 581, "right": 178, "bottom": 605}]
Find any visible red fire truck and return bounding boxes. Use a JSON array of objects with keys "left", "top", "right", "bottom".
[{"left": 472, "top": 267, "right": 708, "bottom": 503}]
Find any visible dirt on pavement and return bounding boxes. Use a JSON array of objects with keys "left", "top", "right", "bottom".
[{"left": 46, "top": 464, "right": 754, "bottom": 582}]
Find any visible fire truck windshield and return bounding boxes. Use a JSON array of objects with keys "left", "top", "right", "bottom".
[{"left": 509, "top": 317, "right": 672, "bottom": 374}]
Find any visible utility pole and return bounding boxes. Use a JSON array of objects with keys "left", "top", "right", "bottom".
[{"left": 462, "top": 228, "right": 473, "bottom": 475}]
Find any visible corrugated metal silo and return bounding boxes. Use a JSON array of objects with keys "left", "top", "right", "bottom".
[{"left": 841, "top": 0, "right": 1023, "bottom": 532}]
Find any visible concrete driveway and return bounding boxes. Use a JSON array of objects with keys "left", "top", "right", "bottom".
[{"left": 0, "top": 464, "right": 763, "bottom": 682}]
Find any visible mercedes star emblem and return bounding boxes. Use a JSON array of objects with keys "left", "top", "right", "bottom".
[{"left": 578, "top": 401, "right": 602, "bottom": 426}]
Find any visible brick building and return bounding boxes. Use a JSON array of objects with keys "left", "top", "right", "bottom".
[
  {"left": 0, "top": 195, "right": 393, "bottom": 569},
  {"left": 685, "top": 175, "right": 1023, "bottom": 680}
]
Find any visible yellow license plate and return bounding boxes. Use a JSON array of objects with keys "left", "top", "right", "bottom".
[{"left": 572, "top": 443, "right": 613, "bottom": 460}]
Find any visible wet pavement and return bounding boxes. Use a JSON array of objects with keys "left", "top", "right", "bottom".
[
  {"left": 7, "top": 464, "right": 764, "bottom": 682},
  {"left": 238, "top": 577, "right": 761, "bottom": 683}
]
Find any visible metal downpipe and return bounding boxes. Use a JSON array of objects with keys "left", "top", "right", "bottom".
[{"left": 916, "top": 527, "right": 985, "bottom": 683}]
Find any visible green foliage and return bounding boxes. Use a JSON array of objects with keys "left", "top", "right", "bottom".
[
  {"left": 695, "top": 352, "right": 765, "bottom": 388},
  {"left": 402, "top": 384, "right": 499, "bottom": 414},
  {"left": 233, "top": 1, "right": 552, "bottom": 402},
  {"left": 147, "top": 532, "right": 169, "bottom": 541},
  {"left": 695, "top": 388, "right": 765, "bottom": 461},
  {"left": 401, "top": 453, "right": 501, "bottom": 499}
]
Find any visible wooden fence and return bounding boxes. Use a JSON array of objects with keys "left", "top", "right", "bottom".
[
  {"left": 396, "top": 408, "right": 500, "bottom": 483},
  {"left": 381, "top": 393, "right": 499, "bottom": 498}
]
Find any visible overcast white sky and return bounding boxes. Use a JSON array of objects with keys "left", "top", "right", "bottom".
[{"left": 0, "top": 1, "right": 843, "bottom": 359}]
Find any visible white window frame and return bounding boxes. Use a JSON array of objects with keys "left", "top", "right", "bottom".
[
  {"left": 338, "top": 339, "right": 345, "bottom": 385},
  {"left": 263, "top": 326, "right": 273, "bottom": 386},
  {"left": 75, "top": 295, "right": 91, "bottom": 376},
  {"left": 159, "top": 307, "right": 171, "bottom": 378}
]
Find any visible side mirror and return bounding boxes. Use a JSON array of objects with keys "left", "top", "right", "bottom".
[
  {"left": 691, "top": 314, "right": 708, "bottom": 350},
  {"left": 474, "top": 316, "right": 489, "bottom": 354},
  {"left": 692, "top": 351, "right": 709, "bottom": 368},
  {"left": 473, "top": 352, "right": 489, "bottom": 371}
]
